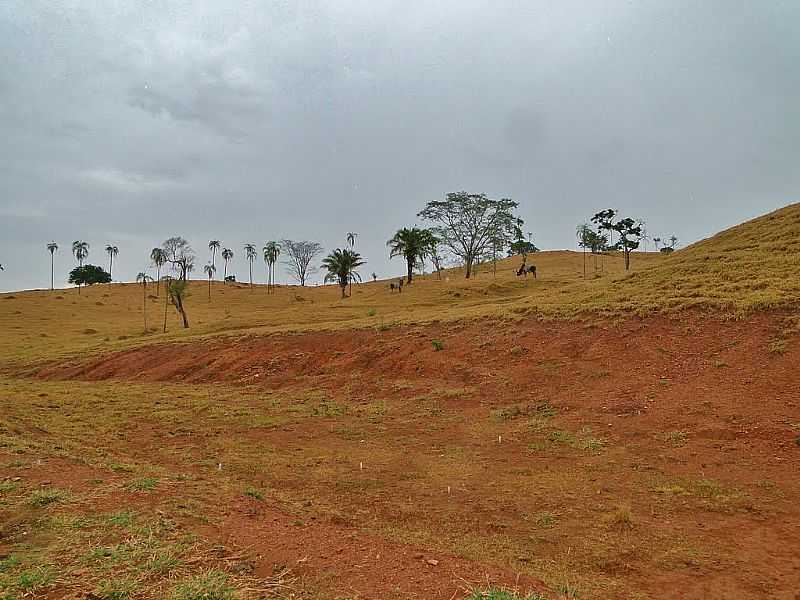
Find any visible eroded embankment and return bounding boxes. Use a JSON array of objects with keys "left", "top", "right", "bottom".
[{"left": 37, "top": 312, "right": 799, "bottom": 440}]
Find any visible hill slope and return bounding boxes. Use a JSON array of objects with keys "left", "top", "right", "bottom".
[
  {"left": 594, "top": 202, "right": 800, "bottom": 312},
  {"left": 1, "top": 203, "right": 799, "bottom": 365}
]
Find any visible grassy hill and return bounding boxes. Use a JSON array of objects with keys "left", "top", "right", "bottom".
[{"left": 1, "top": 202, "right": 799, "bottom": 365}]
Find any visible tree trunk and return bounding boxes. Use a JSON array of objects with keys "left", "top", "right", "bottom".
[
  {"left": 624, "top": 249, "right": 631, "bottom": 271},
  {"left": 250, "top": 261, "right": 253, "bottom": 290},
  {"left": 142, "top": 284, "right": 147, "bottom": 332},
  {"left": 341, "top": 283, "right": 346, "bottom": 299},
  {"left": 163, "top": 289, "right": 169, "bottom": 333},
  {"left": 156, "top": 266, "right": 161, "bottom": 296},
  {"left": 50, "top": 254, "right": 54, "bottom": 290},
  {"left": 174, "top": 294, "right": 189, "bottom": 328},
  {"left": 583, "top": 246, "right": 586, "bottom": 279},
  {"left": 208, "top": 278, "right": 212, "bottom": 302},
  {"left": 465, "top": 258, "right": 473, "bottom": 279},
  {"left": 406, "top": 258, "right": 413, "bottom": 284}
]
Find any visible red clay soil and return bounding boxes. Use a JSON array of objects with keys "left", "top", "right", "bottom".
[{"left": 33, "top": 311, "right": 800, "bottom": 598}]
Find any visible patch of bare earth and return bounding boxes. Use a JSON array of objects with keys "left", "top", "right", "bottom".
[{"left": 24, "top": 312, "right": 800, "bottom": 598}]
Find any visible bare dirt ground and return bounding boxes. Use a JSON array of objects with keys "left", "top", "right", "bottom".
[{"left": 8, "top": 311, "right": 797, "bottom": 599}]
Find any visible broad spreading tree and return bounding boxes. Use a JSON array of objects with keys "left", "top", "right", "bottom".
[
  {"left": 418, "top": 192, "right": 522, "bottom": 279},
  {"left": 68, "top": 265, "right": 110, "bottom": 287}
]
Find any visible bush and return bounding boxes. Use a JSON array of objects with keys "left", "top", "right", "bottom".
[{"left": 431, "top": 339, "right": 444, "bottom": 351}]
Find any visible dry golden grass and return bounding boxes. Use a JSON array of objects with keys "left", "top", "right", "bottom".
[{"left": 1, "top": 202, "right": 798, "bottom": 365}]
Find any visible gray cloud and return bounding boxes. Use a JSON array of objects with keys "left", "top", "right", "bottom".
[{"left": 1, "top": 1, "right": 799, "bottom": 291}]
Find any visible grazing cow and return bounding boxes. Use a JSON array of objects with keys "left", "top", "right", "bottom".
[{"left": 516, "top": 263, "right": 537, "bottom": 278}]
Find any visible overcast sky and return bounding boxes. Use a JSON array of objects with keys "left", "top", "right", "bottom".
[{"left": 1, "top": 1, "right": 798, "bottom": 291}]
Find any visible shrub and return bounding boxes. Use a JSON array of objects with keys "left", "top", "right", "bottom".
[
  {"left": 244, "top": 487, "right": 264, "bottom": 501},
  {"left": 431, "top": 339, "right": 444, "bottom": 351}
]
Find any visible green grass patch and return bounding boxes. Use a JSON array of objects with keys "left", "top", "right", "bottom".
[
  {"left": 28, "top": 487, "right": 67, "bottom": 507},
  {"left": 243, "top": 487, "right": 264, "bottom": 501},
  {"left": 95, "top": 577, "right": 138, "bottom": 600},
  {"left": 127, "top": 477, "right": 158, "bottom": 492},
  {"left": 170, "top": 570, "right": 234, "bottom": 600}
]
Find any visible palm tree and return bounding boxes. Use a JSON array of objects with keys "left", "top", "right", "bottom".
[
  {"left": 244, "top": 244, "right": 257, "bottom": 289},
  {"left": 203, "top": 263, "right": 216, "bottom": 302},
  {"left": 576, "top": 223, "right": 592, "bottom": 279},
  {"left": 221, "top": 248, "right": 233, "bottom": 283},
  {"left": 387, "top": 227, "right": 428, "bottom": 284},
  {"left": 208, "top": 240, "right": 221, "bottom": 271},
  {"left": 150, "top": 248, "right": 166, "bottom": 296},
  {"left": 46, "top": 241, "right": 58, "bottom": 290},
  {"left": 105, "top": 245, "right": 119, "bottom": 280},
  {"left": 322, "top": 248, "right": 365, "bottom": 299},
  {"left": 346, "top": 232, "right": 357, "bottom": 248},
  {"left": 71, "top": 241, "right": 89, "bottom": 294},
  {"left": 262, "top": 241, "right": 280, "bottom": 294},
  {"left": 136, "top": 272, "right": 153, "bottom": 331}
]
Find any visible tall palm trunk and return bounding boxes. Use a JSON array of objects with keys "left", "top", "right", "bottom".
[
  {"left": 109, "top": 255, "right": 113, "bottom": 279},
  {"left": 50, "top": 253, "right": 54, "bottom": 290},
  {"left": 155, "top": 265, "right": 161, "bottom": 296},
  {"left": 142, "top": 283, "right": 147, "bottom": 331},
  {"left": 406, "top": 257, "right": 414, "bottom": 284},
  {"left": 249, "top": 260, "right": 253, "bottom": 290},
  {"left": 163, "top": 289, "right": 169, "bottom": 333}
]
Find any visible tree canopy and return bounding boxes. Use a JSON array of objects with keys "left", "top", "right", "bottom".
[
  {"left": 322, "top": 248, "right": 365, "bottom": 298},
  {"left": 418, "top": 192, "right": 521, "bottom": 278},
  {"left": 387, "top": 227, "right": 433, "bottom": 284},
  {"left": 68, "top": 264, "right": 110, "bottom": 286}
]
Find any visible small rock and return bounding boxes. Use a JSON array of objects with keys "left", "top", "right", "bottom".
[
  {"left": 426, "top": 559, "right": 439, "bottom": 566},
  {"left": 412, "top": 552, "right": 423, "bottom": 560}
]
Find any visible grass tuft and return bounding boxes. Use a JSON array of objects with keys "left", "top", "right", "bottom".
[{"left": 170, "top": 570, "right": 234, "bottom": 600}]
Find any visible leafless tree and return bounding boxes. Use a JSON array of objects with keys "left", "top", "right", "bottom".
[
  {"left": 161, "top": 236, "right": 195, "bottom": 280},
  {"left": 281, "top": 239, "right": 322, "bottom": 286}
]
